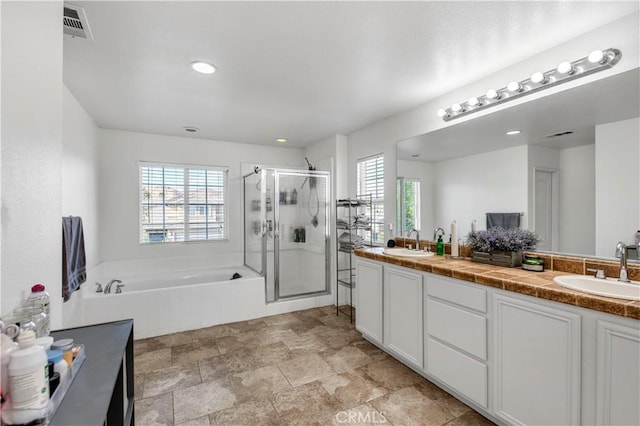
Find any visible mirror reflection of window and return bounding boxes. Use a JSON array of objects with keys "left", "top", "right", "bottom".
[{"left": 397, "top": 178, "right": 421, "bottom": 237}]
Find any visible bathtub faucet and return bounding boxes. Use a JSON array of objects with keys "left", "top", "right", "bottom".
[{"left": 104, "top": 279, "right": 122, "bottom": 294}]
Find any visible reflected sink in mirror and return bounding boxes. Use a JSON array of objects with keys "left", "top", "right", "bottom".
[
  {"left": 553, "top": 275, "right": 640, "bottom": 301},
  {"left": 383, "top": 248, "right": 435, "bottom": 258}
]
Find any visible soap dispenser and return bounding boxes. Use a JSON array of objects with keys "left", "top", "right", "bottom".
[{"left": 436, "top": 234, "right": 444, "bottom": 256}]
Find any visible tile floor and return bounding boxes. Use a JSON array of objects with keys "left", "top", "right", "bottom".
[{"left": 134, "top": 306, "right": 495, "bottom": 425}]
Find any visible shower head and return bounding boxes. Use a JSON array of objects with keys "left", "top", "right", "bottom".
[{"left": 301, "top": 157, "right": 317, "bottom": 189}]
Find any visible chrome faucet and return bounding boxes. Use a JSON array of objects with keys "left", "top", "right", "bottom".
[
  {"left": 615, "top": 242, "right": 630, "bottom": 283},
  {"left": 433, "top": 227, "right": 445, "bottom": 241},
  {"left": 408, "top": 229, "right": 420, "bottom": 250},
  {"left": 104, "top": 279, "right": 122, "bottom": 294}
]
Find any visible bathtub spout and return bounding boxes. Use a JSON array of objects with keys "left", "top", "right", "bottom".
[{"left": 104, "top": 279, "right": 122, "bottom": 294}]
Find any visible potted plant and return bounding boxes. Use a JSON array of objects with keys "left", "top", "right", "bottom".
[{"left": 466, "top": 227, "right": 541, "bottom": 267}]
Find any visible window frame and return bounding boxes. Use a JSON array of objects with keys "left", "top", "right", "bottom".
[{"left": 138, "top": 161, "right": 229, "bottom": 244}]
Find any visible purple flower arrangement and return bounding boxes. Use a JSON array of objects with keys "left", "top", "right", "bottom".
[{"left": 467, "top": 227, "right": 541, "bottom": 253}]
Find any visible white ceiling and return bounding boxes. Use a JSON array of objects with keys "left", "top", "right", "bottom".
[{"left": 63, "top": 1, "right": 639, "bottom": 148}]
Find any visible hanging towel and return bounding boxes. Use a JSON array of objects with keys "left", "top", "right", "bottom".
[
  {"left": 62, "top": 216, "right": 87, "bottom": 302},
  {"left": 486, "top": 213, "right": 521, "bottom": 230}
]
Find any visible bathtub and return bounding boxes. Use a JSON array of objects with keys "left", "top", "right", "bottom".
[
  {"left": 82, "top": 264, "right": 334, "bottom": 339},
  {"left": 83, "top": 266, "right": 265, "bottom": 339}
]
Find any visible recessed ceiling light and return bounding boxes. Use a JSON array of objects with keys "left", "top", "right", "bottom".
[
  {"left": 191, "top": 61, "right": 216, "bottom": 74},
  {"left": 183, "top": 126, "right": 199, "bottom": 133},
  {"left": 506, "top": 130, "right": 521, "bottom": 135},
  {"left": 411, "top": 154, "right": 421, "bottom": 158},
  {"left": 276, "top": 138, "right": 287, "bottom": 143}
]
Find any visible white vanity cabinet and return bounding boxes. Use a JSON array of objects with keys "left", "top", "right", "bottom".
[
  {"left": 355, "top": 259, "right": 384, "bottom": 345},
  {"left": 354, "top": 256, "right": 640, "bottom": 426},
  {"left": 595, "top": 320, "right": 640, "bottom": 425},
  {"left": 383, "top": 266, "right": 424, "bottom": 369},
  {"left": 425, "top": 276, "right": 488, "bottom": 408},
  {"left": 493, "top": 294, "right": 581, "bottom": 426}
]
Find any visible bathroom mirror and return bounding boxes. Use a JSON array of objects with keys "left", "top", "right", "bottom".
[{"left": 396, "top": 69, "right": 640, "bottom": 261}]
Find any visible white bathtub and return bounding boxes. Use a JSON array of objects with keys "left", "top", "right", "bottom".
[
  {"left": 82, "top": 264, "right": 333, "bottom": 339},
  {"left": 83, "top": 266, "right": 265, "bottom": 338}
]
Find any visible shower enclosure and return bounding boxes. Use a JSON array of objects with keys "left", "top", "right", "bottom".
[{"left": 244, "top": 168, "right": 331, "bottom": 302}]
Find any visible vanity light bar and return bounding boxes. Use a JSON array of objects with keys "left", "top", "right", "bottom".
[{"left": 438, "top": 48, "right": 622, "bottom": 121}]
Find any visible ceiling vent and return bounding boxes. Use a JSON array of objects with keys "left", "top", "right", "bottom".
[
  {"left": 63, "top": 3, "right": 93, "bottom": 41},
  {"left": 545, "top": 131, "right": 574, "bottom": 138}
]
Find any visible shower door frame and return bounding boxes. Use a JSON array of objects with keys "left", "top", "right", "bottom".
[{"left": 243, "top": 168, "right": 331, "bottom": 303}]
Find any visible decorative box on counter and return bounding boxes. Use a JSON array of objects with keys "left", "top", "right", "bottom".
[{"left": 471, "top": 250, "right": 523, "bottom": 267}]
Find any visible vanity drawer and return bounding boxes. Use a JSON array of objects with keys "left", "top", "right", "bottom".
[
  {"left": 426, "top": 298, "right": 487, "bottom": 360},
  {"left": 426, "top": 336, "right": 488, "bottom": 408},
  {"left": 427, "top": 276, "right": 486, "bottom": 313}
]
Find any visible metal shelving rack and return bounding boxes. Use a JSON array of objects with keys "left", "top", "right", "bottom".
[{"left": 336, "top": 195, "right": 373, "bottom": 322}]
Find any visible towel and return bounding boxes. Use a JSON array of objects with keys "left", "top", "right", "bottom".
[
  {"left": 486, "top": 213, "right": 521, "bottom": 230},
  {"left": 62, "top": 216, "right": 87, "bottom": 302}
]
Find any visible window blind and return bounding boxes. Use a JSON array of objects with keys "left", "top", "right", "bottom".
[
  {"left": 139, "top": 162, "right": 228, "bottom": 243},
  {"left": 357, "top": 154, "right": 384, "bottom": 244}
]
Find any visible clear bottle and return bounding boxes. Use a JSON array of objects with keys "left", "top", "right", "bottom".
[
  {"left": 26, "top": 307, "right": 49, "bottom": 338},
  {"left": 12, "top": 308, "right": 37, "bottom": 335},
  {"left": 26, "top": 284, "right": 50, "bottom": 337},
  {"left": 26, "top": 284, "right": 50, "bottom": 316}
]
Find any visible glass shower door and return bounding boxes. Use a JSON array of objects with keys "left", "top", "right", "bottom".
[
  {"left": 243, "top": 172, "right": 263, "bottom": 274},
  {"left": 275, "top": 171, "right": 330, "bottom": 299}
]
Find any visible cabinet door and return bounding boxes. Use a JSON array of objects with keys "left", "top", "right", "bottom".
[
  {"left": 596, "top": 320, "right": 640, "bottom": 426},
  {"left": 494, "top": 294, "right": 581, "bottom": 426},
  {"left": 355, "top": 260, "right": 383, "bottom": 345},
  {"left": 384, "top": 266, "right": 423, "bottom": 368}
]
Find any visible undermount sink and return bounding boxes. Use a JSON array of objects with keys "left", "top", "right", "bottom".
[
  {"left": 383, "top": 248, "right": 435, "bottom": 258},
  {"left": 553, "top": 275, "right": 640, "bottom": 301}
]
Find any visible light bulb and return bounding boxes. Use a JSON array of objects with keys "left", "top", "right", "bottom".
[
  {"left": 191, "top": 61, "right": 216, "bottom": 74},
  {"left": 531, "top": 72, "right": 547, "bottom": 84},
  {"left": 486, "top": 89, "right": 500, "bottom": 100},
  {"left": 468, "top": 97, "right": 481, "bottom": 107},
  {"left": 557, "top": 61, "right": 574, "bottom": 75},
  {"left": 451, "top": 103, "right": 464, "bottom": 113},
  {"left": 507, "top": 81, "right": 522, "bottom": 92},
  {"left": 588, "top": 50, "right": 605, "bottom": 64},
  {"left": 437, "top": 109, "right": 447, "bottom": 118}
]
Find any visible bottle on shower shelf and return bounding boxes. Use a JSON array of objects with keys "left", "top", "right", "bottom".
[
  {"left": 266, "top": 189, "right": 272, "bottom": 211},
  {"left": 291, "top": 188, "right": 297, "bottom": 205}
]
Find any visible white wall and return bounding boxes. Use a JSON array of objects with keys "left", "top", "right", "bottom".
[
  {"left": 558, "top": 144, "right": 596, "bottom": 255},
  {"left": 434, "top": 146, "right": 528, "bottom": 240},
  {"left": 98, "top": 129, "right": 305, "bottom": 263},
  {"left": 346, "top": 12, "right": 639, "bottom": 244},
  {"left": 595, "top": 117, "right": 640, "bottom": 257},
  {"left": 61, "top": 86, "right": 100, "bottom": 327},
  {"left": 1, "top": 2, "right": 64, "bottom": 328}
]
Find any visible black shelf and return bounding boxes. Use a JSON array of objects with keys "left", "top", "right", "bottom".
[
  {"left": 336, "top": 195, "right": 373, "bottom": 323},
  {"left": 49, "top": 320, "right": 134, "bottom": 426}
]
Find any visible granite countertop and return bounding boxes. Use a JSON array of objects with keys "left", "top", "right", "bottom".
[{"left": 355, "top": 247, "right": 640, "bottom": 320}]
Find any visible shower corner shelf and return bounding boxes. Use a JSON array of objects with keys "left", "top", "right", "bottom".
[{"left": 336, "top": 195, "right": 373, "bottom": 323}]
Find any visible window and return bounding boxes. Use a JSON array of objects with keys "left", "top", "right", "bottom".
[
  {"left": 139, "top": 163, "right": 228, "bottom": 243},
  {"left": 396, "top": 177, "right": 421, "bottom": 237},
  {"left": 357, "top": 154, "right": 384, "bottom": 244}
]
